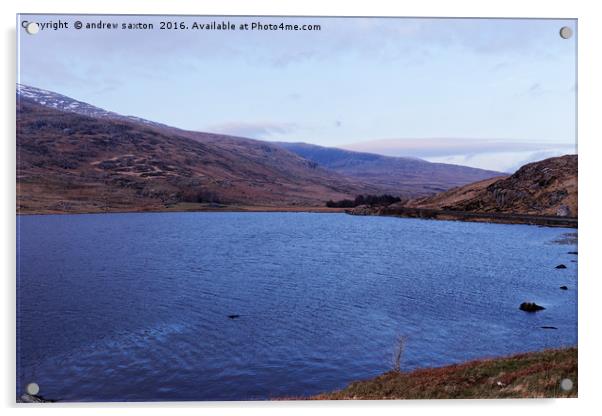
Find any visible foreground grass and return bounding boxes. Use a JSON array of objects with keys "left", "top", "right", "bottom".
[{"left": 314, "top": 347, "right": 577, "bottom": 400}]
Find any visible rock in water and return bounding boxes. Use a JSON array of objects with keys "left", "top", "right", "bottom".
[
  {"left": 568, "top": 251, "right": 578, "bottom": 255},
  {"left": 560, "top": 286, "right": 568, "bottom": 290},
  {"left": 228, "top": 314, "right": 240, "bottom": 319},
  {"left": 555, "top": 264, "right": 567, "bottom": 269},
  {"left": 519, "top": 302, "right": 546, "bottom": 312}
]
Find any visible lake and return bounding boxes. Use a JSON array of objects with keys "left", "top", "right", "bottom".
[{"left": 16, "top": 212, "right": 578, "bottom": 401}]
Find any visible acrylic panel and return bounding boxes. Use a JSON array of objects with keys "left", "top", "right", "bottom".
[{"left": 16, "top": 14, "right": 577, "bottom": 402}]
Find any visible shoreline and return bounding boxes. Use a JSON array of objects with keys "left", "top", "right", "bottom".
[
  {"left": 16, "top": 204, "right": 349, "bottom": 216},
  {"left": 348, "top": 206, "right": 578, "bottom": 228},
  {"left": 312, "top": 346, "right": 577, "bottom": 400},
  {"left": 16, "top": 204, "right": 578, "bottom": 228}
]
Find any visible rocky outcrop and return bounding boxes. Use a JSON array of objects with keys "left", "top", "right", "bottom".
[{"left": 403, "top": 155, "right": 577, "bottom": 218}]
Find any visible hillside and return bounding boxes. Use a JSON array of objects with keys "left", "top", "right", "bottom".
[
  {"left": 314, "top": 347, "right": 577, "bottom": 400},
  {"left": 17, "top": 98, "right": 386, "bottom": 214},
  {"left": 277, "top": 142, "right": 503, "bottom": 197},
  {"left": 404, "top": 155, "right": 577, "bottom": 217},
  {"left": 16, "top": 84, "right": 513, "bottom": 214}
]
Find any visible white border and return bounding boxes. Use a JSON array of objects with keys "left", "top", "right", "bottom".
[{"left": 2, "top": 1, "right": 601, "bottom": 415}]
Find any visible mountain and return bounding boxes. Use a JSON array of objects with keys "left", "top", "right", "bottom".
[
  {"left": 277, "top": 142, "right": 503, "bottom": 196},
  {"left": 402, "top": 155, "right": 577, "bottom": 217},
  {"left": 16, "top": 84, "right": 510, "bottom": 214},
  {"left": 17, "top": 96, "right": 388, "bottom": 214},
  {"left": 16, "top": 84, "right": 170, "bottom": 130}
]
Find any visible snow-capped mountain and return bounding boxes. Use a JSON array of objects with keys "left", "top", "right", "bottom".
[{"left": 16, "top": 84, "right": 167, "bottom": 129}]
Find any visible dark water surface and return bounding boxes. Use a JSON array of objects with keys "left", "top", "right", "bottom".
[{"left": 17, "top": 212, "right": 577, "bottom": 401}]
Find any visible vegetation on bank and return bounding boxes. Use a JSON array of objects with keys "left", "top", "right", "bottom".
[
  {"left": 314, "top": 347, "right": 577, "bottom": 400},
  {"left": 326, "top": 194, "right": 402, "bottom": 208},
  {"left": 349, "top": 205, "right": 578, "bottom": 228}
]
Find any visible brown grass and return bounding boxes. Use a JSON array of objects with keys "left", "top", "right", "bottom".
[
  {"left": 313, "top": 347, "right": 577, "bottom": 400},
  {"left": 17, "top": 98, "right": 393, "bottom": 214}
]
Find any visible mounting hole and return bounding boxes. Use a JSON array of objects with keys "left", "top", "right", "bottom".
[
  {"left": 26, "top": 382, "right": 40, "bottom": 395},
  {"left": 560, "top": 378, "right": 573, "bottom": 391},
  {"left": 25, "top": 22, "right": 39, "bottom": 35},
  {"left": 559, "top": 26, "right": 573, "bottom": 39}
]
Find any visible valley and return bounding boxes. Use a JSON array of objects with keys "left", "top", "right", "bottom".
[{"left": 17, "top": 84, "right": 505, "bottom": 214}]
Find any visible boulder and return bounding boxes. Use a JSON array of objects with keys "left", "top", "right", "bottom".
[
  {"left": 556, "top": 205, "right": 572, "bottom": 217},
  {"left": 555, "top": 264, "right": 567, "bottom": 269},
  {"left": 519, "top": 302, "right": 545, "bottom": 312},
  {"left": 560, "top": 286, "right": 568, "bottom": 290}
]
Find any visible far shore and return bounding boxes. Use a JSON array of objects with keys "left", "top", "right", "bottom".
[
  {"left": 16, "top": 203, "right": 348, "bottom": 216},
  {"left": 16, "top": 203, "right": 578, "bottom": 228},
  {"left": 348, "top": 206, "right": 578, "bottom": 228}
]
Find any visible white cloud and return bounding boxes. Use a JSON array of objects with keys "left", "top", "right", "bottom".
[
  {"left": 205, "top": 121, "right": 299, "bottom": 139},
  {"left": 342, "top": 138, "right": 575, "bottom": 172},
  {"left": 427, "top": 148, "right": 575, "bottom": 173}
]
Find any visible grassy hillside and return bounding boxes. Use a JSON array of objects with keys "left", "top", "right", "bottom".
[
  {"left": 315, "top": 347, "right": 577, "bottom": 400},
  {"left": 17, "top": 98, "right": 386, "bottom": 214}
]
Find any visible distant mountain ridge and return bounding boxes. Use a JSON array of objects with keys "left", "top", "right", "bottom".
[{"left": 277, "top": 142, "right": 503, "bottom": 197}]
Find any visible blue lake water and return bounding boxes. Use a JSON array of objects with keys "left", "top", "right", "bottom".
[{"left": 16, "top": 212, "right": 577, "bottom": 401}]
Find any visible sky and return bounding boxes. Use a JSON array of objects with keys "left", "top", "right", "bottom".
[{"left": 17, "top": 15, "right": 577, "bottom": 172}]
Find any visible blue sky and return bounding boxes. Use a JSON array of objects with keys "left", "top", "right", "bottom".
[{"left": 17, "top": 15, "right": 576, "bottom": 172}]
